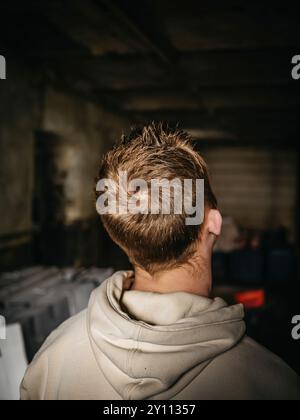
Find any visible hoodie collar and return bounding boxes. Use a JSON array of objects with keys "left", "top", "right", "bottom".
[{"left": 87, "top": 271, "right": 246, "bottom": 400}]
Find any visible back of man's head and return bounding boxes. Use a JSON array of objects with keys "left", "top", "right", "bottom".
[{"left": 96, "top": 123, "right": 217, "bottom": 274}]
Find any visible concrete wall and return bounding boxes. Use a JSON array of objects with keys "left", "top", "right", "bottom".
[
  {"left": 202, "top": 146, "right": 297, "bottom": 241},
  {"left": 42, "top": 88, "right": 128, "bottom": 225},
  {"left": 0, "top": 64, "right": 37, "bottom": 237},
  {"left": 0, "top": 63, "right": 129, "bottom": 269}
]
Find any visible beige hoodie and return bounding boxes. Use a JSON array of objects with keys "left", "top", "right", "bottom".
[{"left": 20, "top": 271, "right": 300, "bottom": 400}]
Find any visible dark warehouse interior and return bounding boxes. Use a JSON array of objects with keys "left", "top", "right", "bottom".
[{"left": 0, "top": 0, "right": 300, "bottom": 400}]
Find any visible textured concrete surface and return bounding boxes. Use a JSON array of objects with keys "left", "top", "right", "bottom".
[{"left": 0, "top": 61, "right": 129, "bottom": 268}]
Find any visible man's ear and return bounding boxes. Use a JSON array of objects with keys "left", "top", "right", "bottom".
[{"left": 206, "top": 209, "right": 222, "bottom": 237}]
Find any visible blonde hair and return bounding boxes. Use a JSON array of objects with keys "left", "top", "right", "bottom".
[{"left": 96, "top": 123, "right": 217, "bottom": 274}]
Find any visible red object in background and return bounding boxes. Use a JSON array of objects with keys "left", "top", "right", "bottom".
[{"left": 234, "top": 289, "right": 265, "bottom": 309}]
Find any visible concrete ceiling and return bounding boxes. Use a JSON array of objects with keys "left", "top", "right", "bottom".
[{"left": 1, "top": 0, "right": 300, "bottom": 145}]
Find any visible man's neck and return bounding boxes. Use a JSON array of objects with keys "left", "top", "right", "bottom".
[{"left": 131, "top": 256, "right": 212, "bottom": 297}]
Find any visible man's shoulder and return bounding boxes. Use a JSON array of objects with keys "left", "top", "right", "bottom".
[
  {"left": 20, "top": 309, "right": 92, "bottom": 399},
  {"left": 34, "top": 309, "right": 89, "bottom": 361},
  {"left": 211, "top": 336, "right": 300, "bottom": 399},
  {"left": 41, "top": 309, "right": 88, "bottom": 351},
  {"left": 178, "top": 336, "right": 300, "bottom": 400},
  {"left": 232, "top": 336, "right": 296, "bottom": 372}
]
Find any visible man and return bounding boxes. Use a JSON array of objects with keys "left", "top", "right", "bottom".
[{"left": 21, "top": 123, "right": 300, "bottom": 400}]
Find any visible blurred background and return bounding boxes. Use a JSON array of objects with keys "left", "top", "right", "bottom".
[{"left": 0, "top": 0, "right": 300, "bottom": 399}]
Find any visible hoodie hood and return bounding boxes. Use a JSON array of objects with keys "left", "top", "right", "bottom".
[{"left": 87, "top": 271, "right": 246, "bottom": 400}]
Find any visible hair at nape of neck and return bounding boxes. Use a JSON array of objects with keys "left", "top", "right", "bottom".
[{"left": 0, "top": 55, "right": 6, "bottom": 80}]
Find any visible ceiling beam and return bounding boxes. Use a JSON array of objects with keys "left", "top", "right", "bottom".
[
  {"left": 133, "top": 109, "right": 300, "bottom": 140},
  {"left": 97, "top": 0, "right": 175, "bottom": 67},
  {"left": 109, "top": 85, "right": 300, "bottom": 112},
  {"left": 41, "top": 0, "right": 146, "bottom": 56},
  {"left": 162, "top": 5, "right": 300, "bottom": 51}
]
